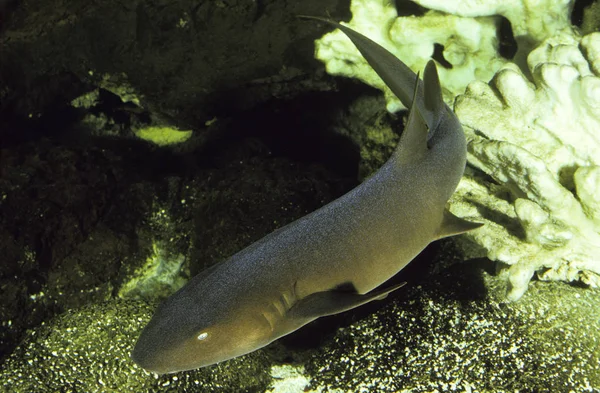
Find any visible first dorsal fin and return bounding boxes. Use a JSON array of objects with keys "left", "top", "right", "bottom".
[
  {"left": 394, "top": 72, "right": 429, "bottom": 163},
  {"left": 423, "top": 60, "right": 444, "bottom": 133}
]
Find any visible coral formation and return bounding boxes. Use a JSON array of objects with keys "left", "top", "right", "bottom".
[
  {"left": 411, "top": 0, "right": 573, "bottom": 62},
  {"left": 314, "top": 0, "right": 600, "bottom": 300},
  {"left": 452, "top": 31, "right": 600, "bottom": 300},
  {"left": 314, "top": 0, "right": 506, "bottom": 112},
  {"left": 313, "top": 0, "right": 575, "bottom": 108}
]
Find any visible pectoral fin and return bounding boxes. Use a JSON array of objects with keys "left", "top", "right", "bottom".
[
  {"left": 287, "top": 282, "right": 406, "bottom": 322},
  {"left": 435, "top": 209, "right": 484, "bottom": 240}
]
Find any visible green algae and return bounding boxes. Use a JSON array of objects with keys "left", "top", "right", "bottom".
[{"left": 0, "top": 300, "right": 271, "bottom": 393}]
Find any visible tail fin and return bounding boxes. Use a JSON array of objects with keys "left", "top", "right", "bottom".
[{"left": 299, "top": 15, "right": 443, "bottom": 132}]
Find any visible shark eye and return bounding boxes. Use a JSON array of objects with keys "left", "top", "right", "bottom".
[{"left": 197, "top": 332, "right": 209, "bottom": 341}]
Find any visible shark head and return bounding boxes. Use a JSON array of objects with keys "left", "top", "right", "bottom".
[{"left": 131, "top": 274, "right": 273, "bottom": 374}]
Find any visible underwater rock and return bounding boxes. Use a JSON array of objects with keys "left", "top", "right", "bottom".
[
  {"left": 118, "top": 241, "right": 188, "bottom": 301},
  {"left": 2, "top": 268, "right": 598, "bottom": 392},
  {"left": 452, "top": 31, "right": 600, "bottom": 300},
  {"left": 305, "top": 269, "right": 600, "bottom": 392},
  {"left": 0, "top": 300, "right": 271, "bottom": 392}
]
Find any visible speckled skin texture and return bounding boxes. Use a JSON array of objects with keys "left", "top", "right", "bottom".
[{"left": 133, "top": 22, "right": 470, "bottom": 374}]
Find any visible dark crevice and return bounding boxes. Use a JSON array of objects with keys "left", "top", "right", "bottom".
[
  {"left": 432, "top": 43, "right": 452, "bottom": 69},
  {"left": 394, "top": 0, "right": 428, "bottom": 17},
  {"left": 571, "top": 0, "right": 595, "bottom": 26},
  {"left": 498, "top": 16, "right": 518, "bottom": 60},
  {"left": 205, "top": 84, "right": 364, "bottom": 179}
]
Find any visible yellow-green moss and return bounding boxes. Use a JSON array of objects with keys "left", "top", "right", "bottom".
[{"left": 135, "top": 126, "right": 192, "bottom": 146}]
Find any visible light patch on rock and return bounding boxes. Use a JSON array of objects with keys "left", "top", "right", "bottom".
[{"left": 267, "top": 364, "right": 341, "bottom": 393}]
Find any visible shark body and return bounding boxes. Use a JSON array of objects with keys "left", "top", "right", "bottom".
[{"left": 132, "top": 17, "right": 482, "bottom": 374}]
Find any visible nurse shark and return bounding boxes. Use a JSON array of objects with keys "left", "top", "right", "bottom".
[{"left": 132, "top": 16, "right": 482, "bottom": 374}]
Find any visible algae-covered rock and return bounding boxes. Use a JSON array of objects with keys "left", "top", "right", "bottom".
[
  {"left": 2, "top": 267, "right": 598, "bottom": 393},
  {"left": 134, "top": 126, "right": 193, "bottom": 146},
  {"left": 304, "top": 267, "right": 600, "bottom": 392},
  {"left": 0, "top": 300, "right": 271, "bottom": 392}
]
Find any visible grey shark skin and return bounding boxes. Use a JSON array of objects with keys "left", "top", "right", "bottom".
[{"left": 132, "top": 17, "right": 483, "bottom": 374}]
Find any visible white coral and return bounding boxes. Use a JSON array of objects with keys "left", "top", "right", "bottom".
[
  {"left": 314, "top": 0, "right": 576, "bottom": 113},
  {"left": 452, "top": 31, "right": 600, "bottom": 300},
  {"left": 314, "top": 0, "right": 506, "bottom": 112},
  {"left": 412, "top": 0, "right": 573, "bottom": 60},
  {"left": 314, "top": 0, "right": 600, "bottom": 300}
]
